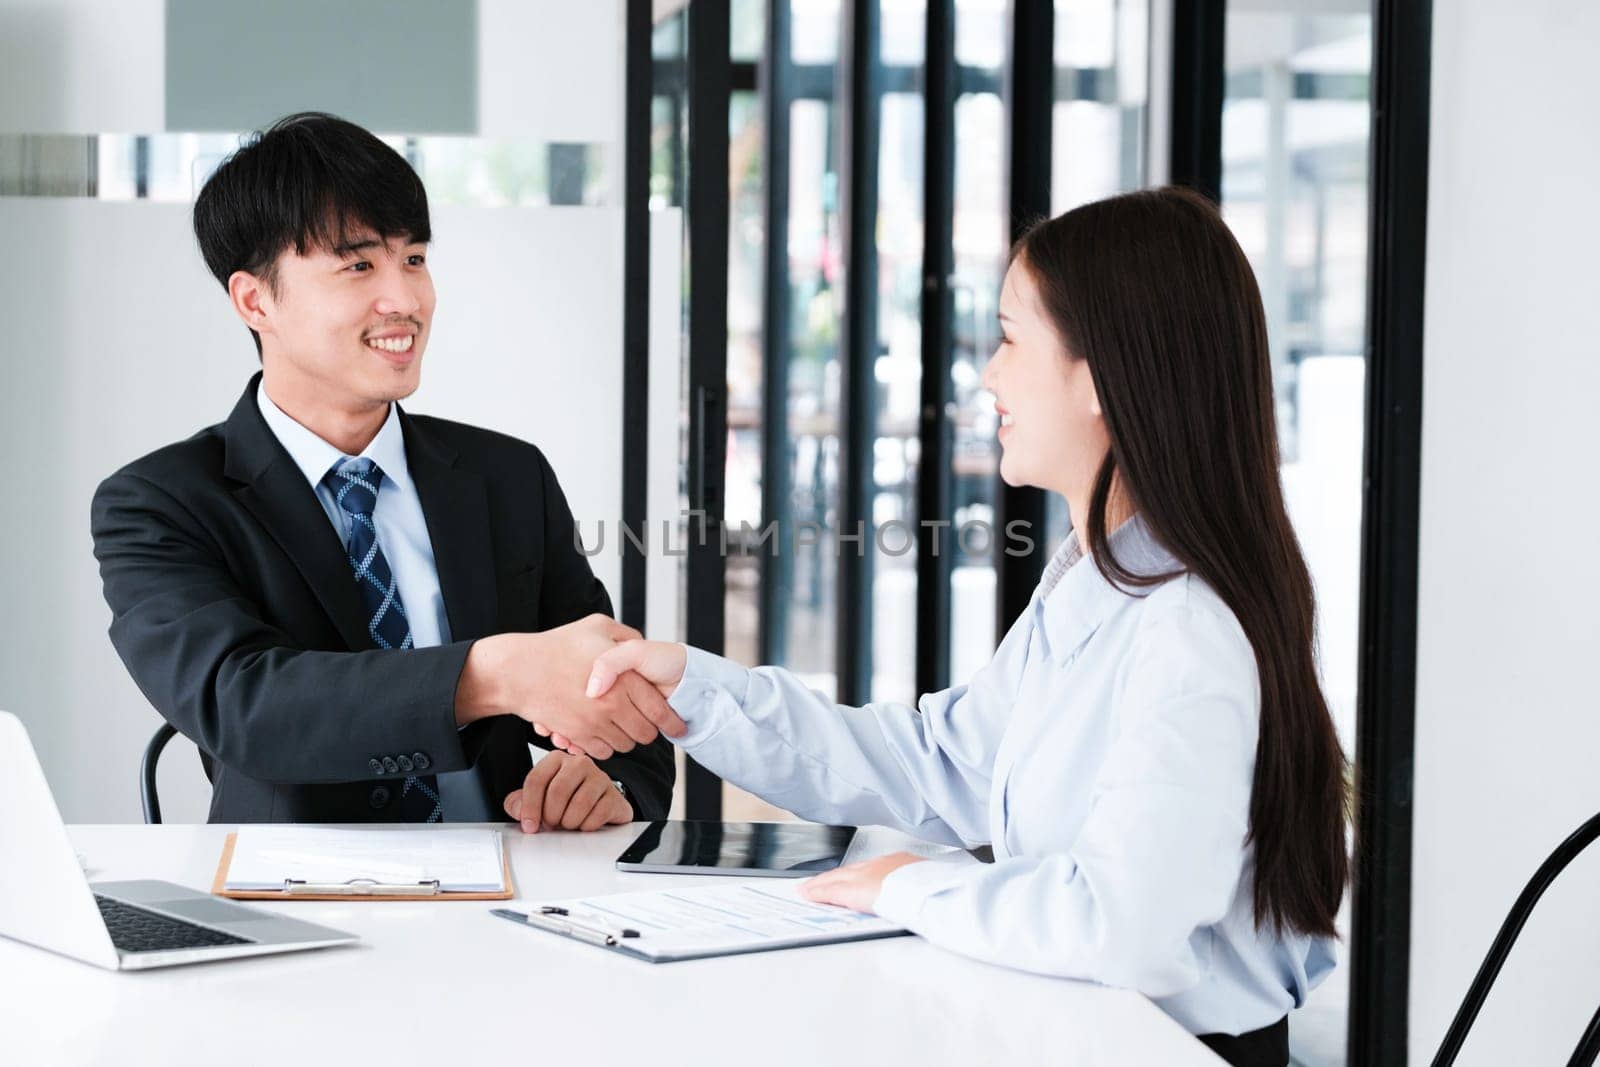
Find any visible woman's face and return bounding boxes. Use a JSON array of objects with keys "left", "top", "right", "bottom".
[{"left": 981, "top": 259, "right": 1110, "bottom": 500}]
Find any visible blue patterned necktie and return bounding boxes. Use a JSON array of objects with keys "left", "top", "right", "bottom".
[{"left": 323, "top": 457, "right": 442, "bottom": 823}]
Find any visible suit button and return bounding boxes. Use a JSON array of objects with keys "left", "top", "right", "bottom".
[
  {"left": 412, "top": 752, "right": 431, "bottom": 771},
  {"left": 368, "top": 758, "right": 383, "bottom": 774},
  {"left": 369, "top": 786, "right": 391, "bottom": 808},
  {"left": 396, "top": 755, "right": 414, "bottom": 773},
  {"left": 382, "top": 756, "right": 399, "bottom": 774}
]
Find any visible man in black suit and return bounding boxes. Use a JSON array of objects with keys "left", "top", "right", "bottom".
[{"left": 91, "top": 113, "right": 674, "bottom": 827}]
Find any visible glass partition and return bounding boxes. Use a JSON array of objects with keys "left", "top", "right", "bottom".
[
  {"left": 869, "top": 3, "right": 927, "bottom": 705},
  {"left": 1222, "top": 7, "right": 1373, "bottom": 1064},
  {"left": 947, "top": 73, "right": 1006, "bottom": 683},
  {"left": 1041, "top": 0, "right": 1151, "bottom": 553}
]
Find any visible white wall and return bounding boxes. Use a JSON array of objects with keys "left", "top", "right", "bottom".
[
  {"left": 479, "top": 1, "right": 621, "bottom": 143},
  {"left": 0, "top": 0, "right": 619, "bottom": 138},
  {"left": 0, "top": 0, "right": 164, "bottom": 133},
  {"left": 1410, "top": 2, "right": 1600, "bottom": 1062},
  {"left": 0, "top": 200, "right": 631, "bottom": 823}
]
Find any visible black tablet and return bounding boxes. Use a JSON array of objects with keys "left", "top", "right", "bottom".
[{"left": 616, "top": 820, "right": 858, "bottom": 877}]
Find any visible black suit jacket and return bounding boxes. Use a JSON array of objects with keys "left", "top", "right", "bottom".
[{"left": 90, "top": 374, "right": 674, "bottom": 823}]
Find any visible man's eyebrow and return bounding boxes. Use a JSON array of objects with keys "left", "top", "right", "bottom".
[
  {"left": 329, "top": 233, "right": 424, "bottom": 257},
  {"left": 330, "top": 237, "right": 383, "bottom": 257}
]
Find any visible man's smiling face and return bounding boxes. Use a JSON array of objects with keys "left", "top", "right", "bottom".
[{"left": 254, "top": 227, "right": 436, "bottom": 411}]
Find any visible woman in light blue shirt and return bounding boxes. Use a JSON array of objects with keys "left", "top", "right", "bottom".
[{"left": 535, "top": 186, "right": 1348, "bottom": 1067}]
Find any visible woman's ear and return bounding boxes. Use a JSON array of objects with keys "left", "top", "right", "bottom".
[{"left": 1089, "top": 384, "right": 1103, "bottom": 419}]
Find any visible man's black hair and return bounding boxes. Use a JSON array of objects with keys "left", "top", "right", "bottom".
[{"left": 193, "top": 112, "right": 431, "bottom": 355}]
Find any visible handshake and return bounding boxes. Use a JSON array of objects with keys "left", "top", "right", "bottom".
[{"left": 455, "top": 613, "right": 691, "bottom": 760}]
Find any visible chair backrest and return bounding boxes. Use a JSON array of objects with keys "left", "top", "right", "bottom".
[
  {"left": 139, "top": 722, "right": 179, "bottom": 825},
  {"left": 1431, "top": 811, "right": 1600, "bottom": 1066}
]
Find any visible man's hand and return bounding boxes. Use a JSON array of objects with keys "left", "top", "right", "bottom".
[
  {"left": 538, "top": 639, "right": 691, "bottom": 756},
  {"left": 503, "top": 751, "right": 632, "bottom": 833},
  {"left": 455, "top": 614, "right": 683, "bottom": 759},
  {"left": 799, "top": 852, "right": 927, "bottom": 913}
]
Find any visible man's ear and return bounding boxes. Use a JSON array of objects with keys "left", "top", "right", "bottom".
[{"left": 226, "top": 271, "right": 273, "bottom": 336}]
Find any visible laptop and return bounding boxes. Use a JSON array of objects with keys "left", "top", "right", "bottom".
[{"left": 0, "top": 710, "right": 357, "bottom": 970}]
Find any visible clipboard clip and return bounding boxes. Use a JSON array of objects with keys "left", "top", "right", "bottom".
[{"left": 282, "top": 878, "right": 442, "bottom": 896}]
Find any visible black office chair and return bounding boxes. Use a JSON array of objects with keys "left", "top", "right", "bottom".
[
  {"left": 139, "top": 722, "right": 179, "bottom": 824},
  {"left": 1432, "top": 812, "right": 1600, "bottom": 1066}
]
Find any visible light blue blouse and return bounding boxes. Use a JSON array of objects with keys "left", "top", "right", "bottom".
[{"left": 665, "top": 515, "right": 1336, "bottom": 1036}]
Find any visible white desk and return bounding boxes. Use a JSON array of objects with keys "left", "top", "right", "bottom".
[{"left": 0, "top": 824, "right": 1220, "bottom": 1066}]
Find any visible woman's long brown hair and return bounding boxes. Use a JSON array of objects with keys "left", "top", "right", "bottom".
[{"left": 1015, "top": 186, "right": 1349, "bottom": 937}]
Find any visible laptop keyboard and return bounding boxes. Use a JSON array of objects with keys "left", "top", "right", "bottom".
[{"left": 94, "top": 895, "right": 252, "bottom": 953}]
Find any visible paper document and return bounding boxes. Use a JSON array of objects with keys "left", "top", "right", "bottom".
[
  {"left": 224, "top": 827, "right": 506, "bottom": 892},
  {"left": 517, "top": 880, "right": 906, "bottom": 962}
]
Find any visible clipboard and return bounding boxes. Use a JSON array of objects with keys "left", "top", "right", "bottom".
[
  {"left": 491, "top": 906, "right": 908, "bottom": 963},
  {"left": 211, "top": 832, "right": 515, "bottom": 902},
  {"left": 490, "top": 881, "right": 909, "bottom": 962}
]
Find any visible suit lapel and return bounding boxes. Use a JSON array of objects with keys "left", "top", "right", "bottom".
[
  {"left": 223, "top": 375, "right": 374, "bottom": 651},
  {"left": 402, "top": 411, "right": 498, "bottom": 643}
]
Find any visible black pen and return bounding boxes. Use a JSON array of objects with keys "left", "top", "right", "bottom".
[
  {"left": 492, "top": 907, "right": 641, "bottom": 944},
  {"left": 538, "top": 905, "right": 637, "bottom": 935}
]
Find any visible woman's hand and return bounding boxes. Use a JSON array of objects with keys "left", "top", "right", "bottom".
[
  {"left": 535, "top": 639, "right": 689, "bottom": 756},
  {"left": 587, "top": 639, "right": 688, "bottom": 700},
  {"left": 800, "top": 852, "right": 927, "bottom": 913}
]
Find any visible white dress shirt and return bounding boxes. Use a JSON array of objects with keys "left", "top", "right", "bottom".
[
  {"left": 665, "top": 514, "right": 1336, "bottom": 1036},
  {"left": 256, "top": 384, "right": 449, "bottom": 647},
  {"left": 255, "top": 383, "right": 490, "bottom": 819}
]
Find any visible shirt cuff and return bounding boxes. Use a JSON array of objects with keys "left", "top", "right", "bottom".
[
  {"left": 873, "top": 854, "right": 981, "bottom": 926},
  {"left": 666, "top": 645, "right": 754, "bottom": 748}
]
